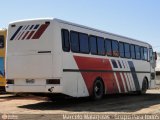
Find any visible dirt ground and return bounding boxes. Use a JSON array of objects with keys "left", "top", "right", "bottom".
[{"left": 1, "top": 89, "right": 160, "bottom": 120}]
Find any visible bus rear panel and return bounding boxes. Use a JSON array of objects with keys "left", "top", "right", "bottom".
[{"left": 6, "top": 19, "right": 63, "bottom": 94}]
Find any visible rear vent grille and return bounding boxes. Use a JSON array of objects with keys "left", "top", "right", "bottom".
[{"left": 46, "top": 79, "right": 60, "bottom": 84}]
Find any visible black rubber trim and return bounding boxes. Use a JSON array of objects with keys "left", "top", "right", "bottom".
[{"left": 63, "top": 69, "right": 150, "bottom": 73}]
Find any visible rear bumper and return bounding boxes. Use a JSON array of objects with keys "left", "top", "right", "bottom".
[{"left": 6, "top": 85, "right": 63, "bottom": 93}]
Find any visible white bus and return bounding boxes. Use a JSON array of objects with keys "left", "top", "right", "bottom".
[{"left": 6, "top": 18, "right": 156, "bottom": 99}]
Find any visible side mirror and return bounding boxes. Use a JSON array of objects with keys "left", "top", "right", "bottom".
[
  {"left": 154, "top": 52, "right": 157, "bottom": 61},
  {"left": 153, "top": 52, "right": 157, "bottom": 61}
]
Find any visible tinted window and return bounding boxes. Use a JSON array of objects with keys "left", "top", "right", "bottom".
[
  {"left": 90, "top": 36, "right": 97, "bottom": 55},
  {"left": 119, "top": 42, "right": 124, "bottom": 58},
  {"left": 130, "top": 45, "right": 135, "bottom": 59},
  {"left": 140, "top": 47, "right": 144, "bottom": 60},
  {"left": 70, "top": 31, "right": 79, "bottom": 53},
  {"left": 97, "top": 37, "right": 105, "bottom": 55},
  {"left": 79, "top": 33, "right": 89, "bottom": 53},
  {"left": 61, "top": 29, "right": 70, "bottom": 52},
  {"left": 112, "top": 40, "right": 119, "bottom": 57},
  {"left": 105, "top": 39, "right": 112, "bottom": 56},
  {"left": 135, "top": 45, "right": 141, "bottom": 59},
  {"left": 124, "top": 43, "right": 130, "bottom": 58},
  {"left": 0, "top": 36, "right": 4, "bottom": 48},
  {"left": 144, "top": 48, "right": 148, "bottom": 61}
]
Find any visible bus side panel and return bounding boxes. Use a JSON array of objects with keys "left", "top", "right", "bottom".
[
  {"left": 62, "top": 53, "right": 89, "bottom": 97},
  {"left": 131, "top": 60, "right": 150, "bottom": 90},
  {"left": 57, "top": 20, "right": 153, "bottom": 97}
]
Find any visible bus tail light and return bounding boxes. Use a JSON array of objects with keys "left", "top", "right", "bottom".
[
  {"left": 7, "top": 79, "right": 14, "bottom": 84},
  {"left": 46, "top": 79, "right": 60, "bottom": 84}
]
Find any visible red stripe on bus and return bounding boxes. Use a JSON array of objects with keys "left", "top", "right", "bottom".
[
  {"left": 73, "top": 56, "right": 119, "bottom": 95},
  {"left": 32, "top": 23, "right": 49, "bottom": 39},
  {"left": 102, "top": 72, "right": 119, "bottom": 94},
  {"left": 27, "top": 31, "right": 35, "bottom": 39},
  {"left": 22, "top": 31, "right": 30, "bottom": 40},
  {"left": 116, "top": 72, "right": 125, "bottom": 93}
]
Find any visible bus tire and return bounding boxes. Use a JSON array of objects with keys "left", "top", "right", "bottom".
[
  {"left": 139, "top": 78, "right": 148, "bottom": 94},
  {"left": 92, "top": 79, "right": 104, "bottom": 100}
]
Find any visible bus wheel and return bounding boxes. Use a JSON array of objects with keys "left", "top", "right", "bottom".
[
  {"left": 140, "top": 78, "right": 148, "bottom": 94},
  {"left": 92, "top": 79, "right": 104, "bottom": 100}
]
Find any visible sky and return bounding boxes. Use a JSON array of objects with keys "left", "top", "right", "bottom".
[{"left": 1, "top": 0, "right": 160, "bottom": 52}]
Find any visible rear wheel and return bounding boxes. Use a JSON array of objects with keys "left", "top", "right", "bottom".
[{"left": 92, "top": 79, "right": 104, "bottom": 100}]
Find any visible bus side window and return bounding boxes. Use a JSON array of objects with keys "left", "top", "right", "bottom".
[
  {"left": 124, "top": 43, "right": 131, "bottom": 58},
  {"left": 0, "top": 36, "right": 4, "bottom": 48},
  {"left": 149, "top": 48, "right": 153, "bottom": 62},
  {"left": 97, "top": 37, "right": 105, "bottom": 55},
  {"left": 90, "top": 35, "right": 98, "bottom": 55},
  {"left": 119, "top": 42, "right": 124, "bottom": 58},
  {"left": 79, "top": 33, "right": 89, "bottom": 54},
  {"left": 135, "top": 45, "right": 141, "bottom": 60},
  {"left": 105, "top": 39, "right": 112, "bottom": 56},
  {"left": 140, "top": 47, "right": 144, "bottom": 60},
  {"left": 130, "top": 44, "right": 136, "bottom": 59},
  {"left": 61, "top": 29, "right": 70, "bottom": 52},
  {"left": 144, "top": 47, "right": 148, "bottom": 61},
  {"left": 70, "top": 31, "right": 79, "bottom": 53},
  {"left": 112, "top": 40, "right": 119, "bottom": 57}
]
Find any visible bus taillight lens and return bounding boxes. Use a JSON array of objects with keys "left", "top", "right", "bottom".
[{"left": 7, "top": 79, "right": 14, "bottom": 84}]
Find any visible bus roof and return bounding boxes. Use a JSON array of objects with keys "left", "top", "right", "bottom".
[
  {"left": 54, "top": 18, "right": 152, "bottom": 47},
  {"left": 9, "top": 18, "right": 152, "bottom": 47}
]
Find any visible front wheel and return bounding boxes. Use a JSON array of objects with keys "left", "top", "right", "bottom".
[
  {"left": 141, "top": 78, "right": 148, "bottom": 94},
  {"left": 138, "top": 78, "right": 148, "bottom": 94},
  {"left": 92, "top": 79, "right": 104, "bottom": 100}
]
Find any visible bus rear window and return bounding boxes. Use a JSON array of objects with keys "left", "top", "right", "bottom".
[
  {"left": 0, "top": 36, "right": 4, "bottom": 48},
  {"left": 61, "top": 29, "right": 70, "bottom": 52}
]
